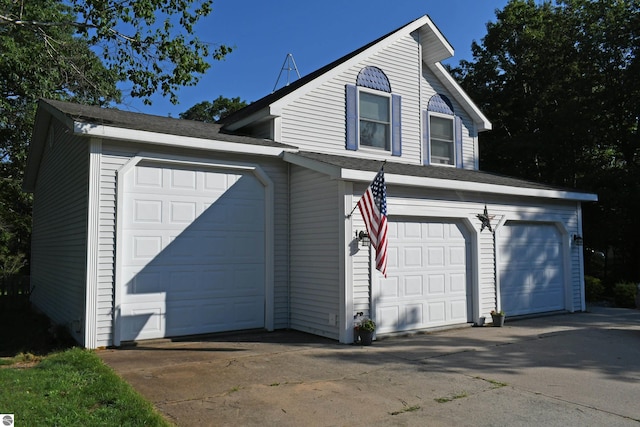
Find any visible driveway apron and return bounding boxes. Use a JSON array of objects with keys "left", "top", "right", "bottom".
[{"left": 99, "top": 306, "right": 640, "bottom": 426}]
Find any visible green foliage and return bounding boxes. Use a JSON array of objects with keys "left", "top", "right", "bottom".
[
  {"left": 359, "top": 318, "right": 376, "bottom": 332},
  {"left": 584, "top": 275, "right": 605, "bottom": 302},
  {"left": 452, "top": 0, "right": 640, "bottom": 281},
  {"left": 180, "top": 96, "right": 248, "bottom": 123},
  {"left": 1, "top": 0, "right": 230, "bottom": 271},
  {"left": 613, "top": 282, "right": 637, "bottom": 308},
  {"left": 0, "top": 348, "right": 170, "bottom": 426}
]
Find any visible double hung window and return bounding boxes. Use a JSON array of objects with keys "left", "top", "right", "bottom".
[
  {"left": 346, "top": 66, "right": 401, "bottom": 156},
  {"left": 425, "top": 93, "right": 461, "bottom": 167},
  {"left": 359, "top": 90, "right": 391, "bottom": 150},
  {"left": 429, "top": 114, "right": 455, "bottom": 165}
]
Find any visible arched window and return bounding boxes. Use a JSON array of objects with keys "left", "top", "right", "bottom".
[
  {"left": 424, "top": 94, "right": 462, "bottom": 167},
  {"left": 346, "top": 67, "right": 401, "bottom": 156}
]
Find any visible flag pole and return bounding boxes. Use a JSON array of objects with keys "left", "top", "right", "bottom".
[{"left": 346, "top": 160, "right": 386, "bottom": 218}]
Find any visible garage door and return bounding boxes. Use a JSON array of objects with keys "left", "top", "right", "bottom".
[
  {"left": 498, "top": 222, "right": 564, "bottom": 316},
  {"left": 119, "top": 163, "right": 265, "bottom": 341},
  {"left": 376, "top": 219, "right": 471, "bottom": 334}
]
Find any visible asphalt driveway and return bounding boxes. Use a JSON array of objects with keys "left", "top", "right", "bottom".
[{"left": 99, "top": 306, "right": 640, "bottom": 426}]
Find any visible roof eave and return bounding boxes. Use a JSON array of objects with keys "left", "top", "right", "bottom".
[
  {"left": 72, "top": 122, "right": 294, "bottom": 157},
  {"left": 283, "top": 152, "right": 597, "bottom": 202}
]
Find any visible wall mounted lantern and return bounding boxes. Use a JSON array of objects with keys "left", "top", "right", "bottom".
[
  {"left": 573, "top": 234, "right": 584, "bottom": 246},
  {"left": 356, "top": 230, "right": 370, "bottom": 247}
]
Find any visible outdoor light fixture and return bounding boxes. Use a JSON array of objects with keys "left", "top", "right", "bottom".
[
  {"left": 356, "top": 230, "right": 370, "bottom": 247},
  {"left": 573, "top": 234, "right": 584, "bottom": 246}
]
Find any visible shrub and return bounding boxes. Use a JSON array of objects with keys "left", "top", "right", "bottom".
[
  {"left": 584, "top": 276, "right": 605, "bottom": 302},
  {"left": 613, "top": 282, "right": 637, "bottom": 308}
]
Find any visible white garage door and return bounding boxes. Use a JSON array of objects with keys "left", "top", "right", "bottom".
[
  {"left": 376, "top": 219, "right": 471, "bottom": 334},
  {"left": 119, "top": 163, "right": 265, "bottom": 342},
  {"left": 498, "top": 222, "right": 565, "bottom": 316}
]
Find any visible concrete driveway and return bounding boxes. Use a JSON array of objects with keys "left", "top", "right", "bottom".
[{"left": 99, "top": 306, "right": 640, "bottom": 426}]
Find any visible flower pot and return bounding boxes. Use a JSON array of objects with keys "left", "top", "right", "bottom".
[
  {"left": 359, "top": 329, "right": 374, "bottom": 345},
  {"left": 491, "top": 314, "right": 505, "bottom": 327}
]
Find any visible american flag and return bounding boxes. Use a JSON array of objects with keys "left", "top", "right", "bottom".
[{"left": 357, "top": 167, "right": 388, "bottom": 277}]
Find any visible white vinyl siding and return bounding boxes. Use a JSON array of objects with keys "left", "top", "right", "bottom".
[
  {"left": 289, "top": 166, "right": 341, "bottom": 339},
  {"left": 279, "top": 33, "right": 422, "bottom": 163},
  {"left": 30, "top": 123, "right": 89, "bottom": 344},
  {"left": 351, "top": 191, "right": 371, "bottom": 320},
  {"left": 95, "top": 151, "right": 130, "bottom": 347}
]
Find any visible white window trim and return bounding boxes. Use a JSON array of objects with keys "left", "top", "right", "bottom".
[
  {"left": 358, "top": 87, "right": 392, "bottom": 152},
  {"left": 428, "top": 111, "right": 456, "bottom": 167}
]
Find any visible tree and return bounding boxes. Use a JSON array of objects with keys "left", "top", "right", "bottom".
[
  {"left": 179, "top": 96, "right": 248, "bottom": 123},
  {"left": 1, "top": 0, "right": 232, "bottom": 274},
  {"left": 1, "top": 0, "right": 231, "bottom": 105},
  {"left": 452, "top": 0, "right": 640, "bottom": 281}
]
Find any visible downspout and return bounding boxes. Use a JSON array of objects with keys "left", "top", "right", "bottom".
[{"left": 286, "top": 161, "right": 291, "bottom": 329}]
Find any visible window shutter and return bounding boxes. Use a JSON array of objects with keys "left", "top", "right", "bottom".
[
  {"left": 391, "top": 94, "right": 401, "bottom": 156},
  {"left": 345, "top": 84, "right": 358, "bottom": 151},
  {"left": 423, "top": 110, "right": 430, "bottom": 165},
  {"left": 455, "top": 116, "right": 463, "bottom": 168}
]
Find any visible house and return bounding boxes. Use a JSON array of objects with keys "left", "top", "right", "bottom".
[{"left": 23, "top": 16, "right": 597, "bottom": 348}]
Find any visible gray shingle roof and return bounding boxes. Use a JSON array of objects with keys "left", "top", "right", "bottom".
[
  {"left": 41, "top": 99, "right": 293, "bottom": 149},
  {"left": 291, "top": 151, "right": 591, "bottom": 193}
]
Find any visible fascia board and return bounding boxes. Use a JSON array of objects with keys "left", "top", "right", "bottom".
[
  {"left": 269, "top": 16, "right": 437, "bottom": 115},
  {"left": 340, "top": 169, "right": 598, "bottom": 202},
  {"left": 73, "top": 122, "right": 292, "bottom": 157},
  {"left": 429, "top": 62, "right": 492, "bottom": 131}
]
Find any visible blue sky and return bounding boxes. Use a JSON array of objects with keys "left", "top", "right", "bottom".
[{"left": 120, "top": 0, "right": 510, "bottom": 117}]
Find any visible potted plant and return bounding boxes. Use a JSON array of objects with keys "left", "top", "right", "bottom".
[
  {"left": 357, "top": 318, "right": 376, "bottom": 345},
  {"left": 490, "top": 309, "right": 505, "bottom": 327}
]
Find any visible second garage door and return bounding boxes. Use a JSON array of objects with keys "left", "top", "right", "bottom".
[
  {"left": 119, "top": 162, "right": 266, "bottom": 342},
  {"left": 376, "top": 218, "right": 471, "bottom": 334},
  {"left": 498, "top": 222, "right": 565, "bottom": 316}
]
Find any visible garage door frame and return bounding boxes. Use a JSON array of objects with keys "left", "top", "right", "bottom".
[
  {"left": 495, "top": 220, "right": 571, "bottom": 316},
  {"left": 112, "top": 154, "right": 274, "bottom": 346}
]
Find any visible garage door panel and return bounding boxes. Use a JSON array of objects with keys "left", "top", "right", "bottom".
[
  {"left": 376, "top": 219, "right": 471, "bottom": 334},
  {"left": 404, "top": 246, "right": 423, "bottom": 267},
  {"left": 428, "top": 301, "right": 446, "bottom": 322},
  {"left": 381, "top": 278, "right": 400, "bottom": 298},
  {"left": 427, "top": 274, "right": 445, "bottom": 294},
  {"left": 403, "top": 304, "right": 424, "bottom": 327},
  {"left": 404, "top": 276, "right": 423, "bottom": 296},
  {"left": 120, "top": 164, "right": 266, "bottom": 342},
  {"left": 450, "top": 273, "right": 467, "bottom": 292}
]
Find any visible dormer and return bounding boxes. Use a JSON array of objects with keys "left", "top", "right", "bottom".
[{"left": 220, "top": 15, "right": 491, "bottom": 170}]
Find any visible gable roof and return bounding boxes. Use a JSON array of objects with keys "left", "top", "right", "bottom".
[
  {"left": 220, "top": 15, "right": 491, "bottom": 132},
  {"left": 284, "top": 151, "right": 597, "bottom": 202}
]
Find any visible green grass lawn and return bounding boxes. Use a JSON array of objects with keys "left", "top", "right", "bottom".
[
  {"left": 0, "top": 304, "right": 171, "bottom": 426},
  {"left": 0, "top": 348, "right": 171, "bottom": 426}
]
